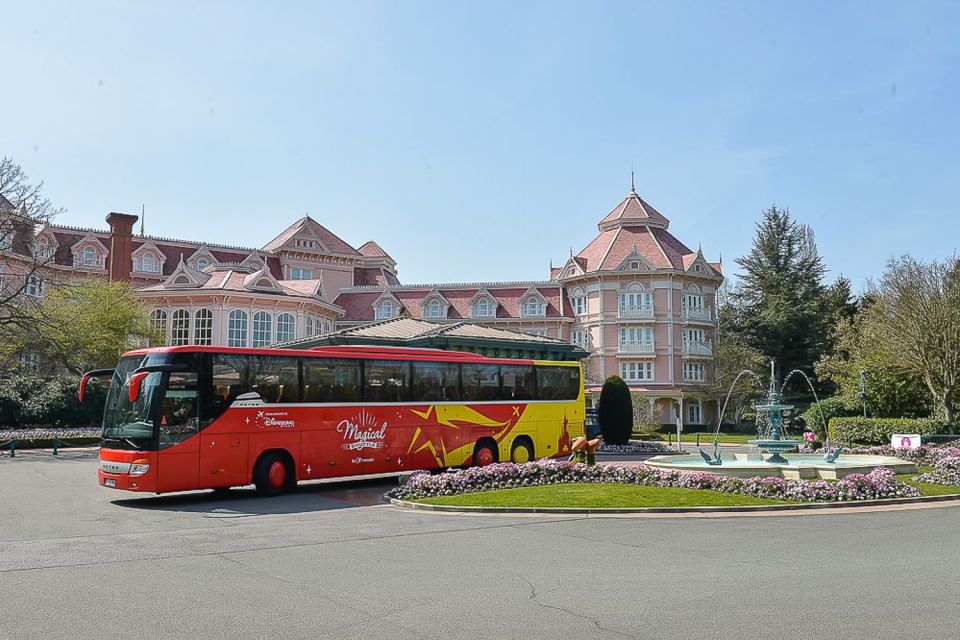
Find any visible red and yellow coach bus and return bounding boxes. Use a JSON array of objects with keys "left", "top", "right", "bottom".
[{"left": 84, "top": 345, "right": 584, "bottom": 496}]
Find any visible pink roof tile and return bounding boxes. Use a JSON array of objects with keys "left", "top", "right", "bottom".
[
  {"left": 358, "top": 240, "right": 392, "bottom": 260},
  {"left": 598, "top": 191, "right": 670, "bottom": 230},
  {"left": 262, "top": 216, "right": 359, "bottom": 256}
]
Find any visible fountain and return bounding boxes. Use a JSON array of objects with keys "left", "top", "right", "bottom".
[
  {"left": 748, "top": 361, "right": 802, "bottom": 464},
  {"left": 646, "top": 360, "right": 917, "bottom": 479}
]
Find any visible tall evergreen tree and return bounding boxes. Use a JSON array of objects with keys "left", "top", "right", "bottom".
[{"left": 730, "top": 205, "right": 829, "bottom": 385}]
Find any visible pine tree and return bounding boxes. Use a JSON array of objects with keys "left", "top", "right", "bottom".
[{"left": 731, "top": 205, "right": 829, "bottom": 386}]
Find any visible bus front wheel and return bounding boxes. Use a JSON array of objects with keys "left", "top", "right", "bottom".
[
  {"left": 473, "top": 440, "right": 498, "bottom": 467},
  {"left": 253, "top": 451, "right": 295, "bottom": 496}
]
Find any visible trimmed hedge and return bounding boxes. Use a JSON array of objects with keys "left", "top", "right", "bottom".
[
  {"left": 0, "top": 375, "right": 107, "bottom": 428},
  {"left": 802, "top": 397, "right": 859, "bottom": 438},
  {"left": 829, "top": 417, "right": 947, "bottom": 446},
  {"left": 598, "top": 375, "right": 632, "bottom": 445}
]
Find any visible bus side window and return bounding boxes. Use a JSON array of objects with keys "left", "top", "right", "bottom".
[
  {"left": 412, "top": 362, "right": 460, "bottom": 402},
  {"left": 303, "top": 358, "right": 361, "bottom": 402},
  {"left": 251, "top": 356, "right": 300, "bottom": 403},
  {"left": 159, "top": 371, "right": 199, "bottom": 448},
  {"left": 364, "top": 360, "right": 410, "bottom": 403},
  {"left": 501, "top": 364, "right": 535, "bottom": 401},
  {"left": 462, "top": 364, "right": 500, "bottom": 401}
]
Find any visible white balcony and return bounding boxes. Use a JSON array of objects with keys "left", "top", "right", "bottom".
[
  {"left": 683, "top": 306, "right": 712, "bottom": 322},
  {"left": 682, "top": 340, "right": 713, "bottom": 357},
  {"left": 619, "top": 304, "right": 654, "bottom": 319},
  {"left": 618, "top": 340, "right": 655, "bottom": 354}
]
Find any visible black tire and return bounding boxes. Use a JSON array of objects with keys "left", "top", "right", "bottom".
[
  {"left": 473, "top": 440, "right": 499, "bottom": 467},
  {"left": 253, "top": 451, "right": 294, "bottom": 496},
  {"left": 510, "top": 438, "right": 534, "bottom": 464}
]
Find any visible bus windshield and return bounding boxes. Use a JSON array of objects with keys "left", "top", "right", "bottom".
[{"left": 101, "top": 353, "right": 171, "bottom": 450}]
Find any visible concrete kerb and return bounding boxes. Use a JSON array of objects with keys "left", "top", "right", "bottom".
[{"left": 387, "top": 492, "right": 960, "bottom": 518}]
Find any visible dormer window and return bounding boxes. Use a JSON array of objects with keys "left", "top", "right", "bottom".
[
  {"left": 628, "top": 260, "right": 642, "bottom": 270},
  {"left": 521, "top": 296, "right": 545, "bottom": 317},
  {"left": 424, "top": 298, "right": 445, "bottom": 319},
  {"left": 197, "top": 258, "right": 209, "bottom": 271},
  {"left": 134, "top": 252, "right": 162, "bottom": 273},
  {"left": 255, "top": 278, "right": 273, "bottom": 288},
  {"left": 376, "top": 300, "right": 397, "bottom": 320},
  {"left": 290, "top": 267, "right": 312, "bottom": 280},
  {"left": 294, "top": 239, "right": 316, "bottom": 249},
  {"left": 34, "top": 236, "right": 54, "bottom": 260},
  {"left": 473, "top": 297, "right": 493, "bottom": 318},
  {"left": 82, "top": 246, "right": 98, "bottom": 266}
]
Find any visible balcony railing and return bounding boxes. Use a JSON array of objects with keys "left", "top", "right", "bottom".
[
  {"left": 682, "top": 340, "right": 713, "bottom": 356},
  {"left": 619, "top": 304, "right": 654, "bottom": 319},
  {"left": 683, "top": 306, "right": 712, "bottom": 322},
  {"left": 618, "top": 340, "right": 655, "bottom": 354}
]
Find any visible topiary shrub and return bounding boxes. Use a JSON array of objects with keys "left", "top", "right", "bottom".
[
  {"left": 802, "top": 397, "right": 859, "bottom": 438},
  {"left": 829, "top": 417, "right": 947, "bottom": 446},
  {"left": 597, "top": 375, "right": 632, "bottom": 445}
]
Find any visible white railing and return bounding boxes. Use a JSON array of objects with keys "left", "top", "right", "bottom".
[
  {"left": 682, "top": 340, "right": 713, "bottom": 356},
  {"left": 619, "top": 340, "right": 655, "bottom": 354},
  {"left": 619, "top": 304, "right": 654, "bottom": 319},
  {"left": 683, "top": 306, "right": 712, "bottom": 321}
]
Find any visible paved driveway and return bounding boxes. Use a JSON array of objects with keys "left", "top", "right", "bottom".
[{"left": 2, "top": 449, "right": 958, "bottom": 639}]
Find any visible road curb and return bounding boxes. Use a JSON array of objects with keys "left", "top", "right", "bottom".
[{"left": 388, "top": 491, "right": 960, "bottom": 515}]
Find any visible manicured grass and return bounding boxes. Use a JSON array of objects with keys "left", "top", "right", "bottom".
[
  {"left": 648, "top": 432, "right": 766, "bottom": 445},
  {"left": 898, "top": 467, "right": 960, "bottom": 497},
  {"left": 417, "top": 483, "right": 791, "bottom": 508}
]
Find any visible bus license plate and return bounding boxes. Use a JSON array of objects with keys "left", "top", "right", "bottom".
[{"left": 104, "top": 478, "right": 116, "bottom": 488}]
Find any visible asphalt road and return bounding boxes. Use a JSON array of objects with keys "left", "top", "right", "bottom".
[{"left": 2, "top": 449, "right": 959, "bottom": 640}]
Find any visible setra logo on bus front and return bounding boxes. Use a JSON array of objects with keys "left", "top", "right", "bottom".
[{"left": 337, "top": 409, "right": 387, "bottom": 451}]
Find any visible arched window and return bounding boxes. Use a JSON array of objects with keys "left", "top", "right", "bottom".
[
  {"left": 34, "top": 236, "right": 53, "bottom": 260},
  {"left": 255, "top": 278, "right": 273, "bottom": 289},
  {"left": 521, "top": 296, "right": 544, "bottom": 317},
  {"left": 197, "top": 258, "right": 209, "bottom": 271},
  {"left": 305, "top": 315, "right": 315, "bottom": 337},
  {"left": 252, "top": 311, "right": 272, "bottom": 346},
  {"left": 82, "top": 245, "right": 98, "bottom": 266},
  {"left": 170, "top": 309, "right": 191, "bottom": 346},
  {"left": 149, "top": 310, "right": 168, "bottom": 342},
  {"left": 376, "top": 300, "right": 395, "bottom": 320},
  {"left": 424, "top": 298, "right": 444, "bottom": 318},
  {"left": 141, "top": 253, "right": 157, "bottom": 273},
  {"left": 473, "top": 297, "right": 491, "bottom": 317},
  {"left": 618, "top": 282, "right": 653, "bottom": 317},
  {"left": 194, "top": 309, "right": 213, "bottom": 345},
  {"left": 228, "top": 310, "right": 248, "bottom": 347},
  {"left": 276, "top": 312, "right": 296, "bottom": 343},
  {"left": 571, "top": 288, "right": 586, "bottom": 315},
  {"left": 683, "top": 284, "right": 706, "bottom": 318}
]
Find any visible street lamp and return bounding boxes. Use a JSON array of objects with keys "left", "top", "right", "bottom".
[{"left": 857, "top": 369, "right": 867, "bottom": 418}]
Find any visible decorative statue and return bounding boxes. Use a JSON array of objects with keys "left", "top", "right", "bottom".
[{"left": 569, "top": 436, "right": 601, "bottom": 465}]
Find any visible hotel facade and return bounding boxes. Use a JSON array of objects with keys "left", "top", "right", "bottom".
[{"left": 1, "top": 184, "right": 722, "bottom": 426}]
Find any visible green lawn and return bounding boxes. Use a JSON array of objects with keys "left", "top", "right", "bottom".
[
  {"left": 417, "top": 483, "right": 790, "bottom": 508},
  {"left": 645, "top": 432, "right": 764, "bottom": 445},
  {"left": 898, "top": 468, "right": 960, "bottom": 497}
]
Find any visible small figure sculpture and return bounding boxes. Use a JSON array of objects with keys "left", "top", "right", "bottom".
[{"left": 569, "top": 436, "right": 601, "bottom": 465}]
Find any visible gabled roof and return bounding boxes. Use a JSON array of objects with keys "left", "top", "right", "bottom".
[
  {"left": 598, "top": 188, "right": 670, "bottom": 231},
  {"left": 261, "top": 215, "right": 360, "bottom": 256},
  {"left": 357, "top": 240, "right": 393, "bottom": 260}
]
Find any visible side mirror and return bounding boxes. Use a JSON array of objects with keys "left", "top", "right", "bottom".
[
  {"left": 78, "top": 369, "right": 115, "bottom": 402},
  {"left": 128, "top": 371, "right": 151, "bottom": 402}
]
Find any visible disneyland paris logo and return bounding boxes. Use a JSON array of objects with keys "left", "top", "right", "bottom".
[{"left": 255, "top": 411, "right": 296, "bottom": 429}]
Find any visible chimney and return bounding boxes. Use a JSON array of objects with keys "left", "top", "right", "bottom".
[{"left": 105, "top": 212, "right": 139, "bottom": 282}]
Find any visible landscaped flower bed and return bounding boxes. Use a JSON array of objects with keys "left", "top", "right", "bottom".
[
  {"left": 915, "top": 456, "right": 960, "bottom": 487},
  {"left": 389, "top": 459, "right": 921, "bottom": 504},
  {"left": 0, "top": 427, "right": 101, "bottom": 441},
  {"left": 597, "top": 440, "right": 674, "bottom": 454}
]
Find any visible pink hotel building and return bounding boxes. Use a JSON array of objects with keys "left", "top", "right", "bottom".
[{"left": 2, "top": 184, "right": 722, "bottom": 426}]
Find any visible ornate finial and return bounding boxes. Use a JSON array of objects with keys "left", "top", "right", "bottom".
[
  {"left": 719, "top": 251, "right": 723, "bottom": 265},
  {"left": 630, "top": 168, "right": 636, "bottom": 194},
  {"left": 140, "top": 204, "right": 145, "bottom": 236},
  {"left": 178, "top": 252, "right": 185, "bottom": 266},
  {"left": 569, "top": 246, "right": 573, "bottom": 258},
  {"left": 698, "top": 242, "right": 702, "bottom": 253}
]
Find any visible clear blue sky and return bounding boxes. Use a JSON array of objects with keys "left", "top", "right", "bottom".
[{"left": 3, "top": 1, "right": 958, "bottom": 289}]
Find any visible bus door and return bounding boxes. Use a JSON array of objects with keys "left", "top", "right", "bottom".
[
  {"left": 200, "top": 354, "right": 251, "bottom": 488},
  {"left": 155, "top": 370, "right": 201, "bottom": 493}
]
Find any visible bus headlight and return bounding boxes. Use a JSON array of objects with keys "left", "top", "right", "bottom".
[{"left": 129, "top": 459, "right": 150, "bottom": 476}]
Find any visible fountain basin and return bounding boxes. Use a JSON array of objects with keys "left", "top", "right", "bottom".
[{"left": 645, "top": 454, "right": 917, "bottom": 480}]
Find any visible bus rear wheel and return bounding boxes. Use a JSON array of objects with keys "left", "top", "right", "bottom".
[
  {"left": 510, "top": 438, "right": 534, "bottom": 464},
  {"left": 254, "top": 452, "right": 294, "bottom": 496},
  {"left": 473, "top": 441, "right": 498, "bottom": 467}
]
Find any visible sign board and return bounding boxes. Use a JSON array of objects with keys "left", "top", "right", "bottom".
[{"left": 891, "top": 434, "right": 921, "bottom": 449}]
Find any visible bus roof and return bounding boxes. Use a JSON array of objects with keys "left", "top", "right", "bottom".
[{"left": 119, "top": 344, "right": 578, "bottom": 367}]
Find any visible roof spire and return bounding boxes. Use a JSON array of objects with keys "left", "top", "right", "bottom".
[
  {"left": 140, "top": 204, "right": 145, "bottom": 236},
  {"left": 630, "top": 167, "right": 637, "bottom": 195}
]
